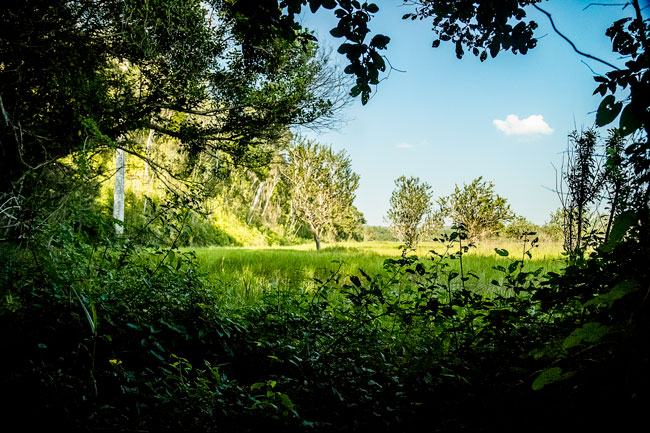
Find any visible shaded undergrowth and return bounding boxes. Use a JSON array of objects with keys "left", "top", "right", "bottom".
[{"left": 0, "top": 224, "right": 648, "bottom": 432}]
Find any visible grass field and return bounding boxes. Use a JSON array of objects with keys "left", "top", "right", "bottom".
[{"left": 190, "top": 238, "right": 567, "bottom": 306}]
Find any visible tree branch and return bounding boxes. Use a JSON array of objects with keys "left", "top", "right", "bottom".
[{"left": 532, "top": 4, "right": 621, "bottom": 71}]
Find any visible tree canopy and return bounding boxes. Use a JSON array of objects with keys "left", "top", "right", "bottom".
[
  {"left": 438, "top": 177, "right": 513, "bottom": 242},
  {"left": 282, "top": 139, "right": 360, "bottom": 250},
  {"left": 0, "top": 0, "right": 346, "bottom": 190},
  {"left": 385, "top": 176, "right": 436, "bottom": 251}
]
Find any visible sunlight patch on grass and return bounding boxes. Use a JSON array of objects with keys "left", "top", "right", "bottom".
[{"left": 187, "top": 239, "right": 566, "bottom": 308}]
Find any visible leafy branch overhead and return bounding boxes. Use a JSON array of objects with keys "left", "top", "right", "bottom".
[
  {"left": 593, "top": 11, "right": 649, "bottom": 138},
  {"left": 226, "top": 1, "right": 389, "bottom": 105},
  {"left": 402, "top": 0, "right": 540, "bottom": 60},
  {"left": 0, "top": 0, "right": 350, "bottom": 195}
]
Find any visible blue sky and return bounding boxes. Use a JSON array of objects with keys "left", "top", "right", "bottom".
[{"left": 296, "top": 1, "right": 642, "bottom": 226}]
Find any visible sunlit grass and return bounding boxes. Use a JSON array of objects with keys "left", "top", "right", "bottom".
[{"left": 189, "top": 238, "right": 567, "bottom": 307}]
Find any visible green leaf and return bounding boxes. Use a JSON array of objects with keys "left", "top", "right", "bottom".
[
  {"left": 330, "top": 27, "right": 346, "bottom": 38},
  {"left": 361, "top": 90, "right": 369, "bottom": 105},
  {"left": 250, "top": 382, "right": 265, "bottom": 392},
  {"left": 337, "top": 43, "right": 353, "bottom": 54},
  {"left": 278, "top": 392, "right": 294, "bottom": 410},
  {"left": 584, "top": 280, "right": 639, "bottom": 309},
  {"left": 532, "top": 367, "right": 572, "bottom": 390},
  {"left": 494, "top": 248, "right": 509, "bottom": 257},
  {"left": 359, "top": 268, "right": 372, "bottom": 281},
  {"left": 365, "top": 3, "right": 379, "bottom": 13},
  {"left": 369, "top": 34, "right": 390, "bottom": 49},
  {"left": 321, "top": 0, "right": 336, "bottom": 9},
  {"left": 370, "top": 51, "right": 385, "bottom": 71},
  {"left": 619, "top": 103, "right": 641, "bottom": 136},
  {"left": 596, "top": 95, "right": 623, "bottom": 127},
  {"left": 593, "top": 83, "right": 607, "bottom": 96},
  {"left": 489, "top": 42, "right": 499, "bottom": 58},
  {"left": 455, "top": 41, "right": 464, "bottom": 59},
  {"left": 308, "top": 0, "right": 321, "bottom": 13},
  {"left": 350, "top": 275, "right": 361, "bottom": 287},
  {"left": 150, "top": 350, "right": 165, "bottom": 362},
  {"left": 562, "top": 322, "right": 610, "bottom": 350},
  {"left": 601, "top": 210, "right": 637, "bottom": 252}
]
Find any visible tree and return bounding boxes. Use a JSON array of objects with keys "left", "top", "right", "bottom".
[
  {"left": 539, "top": 209, "right": 564, "bottom": 241},
  {"left": 555, "top": 128, "right": 637, "bottom": 256},
  {"left": 505, "top": 215, "right": 539, "bottom": 239},
  {"left": 332, "top": 205, "right": 366, "bottom": 242},
  {"left": 437, "top": 177, "right": 513, "bottom": 242},
  {"left": 556, "top": 129, "right": 604, "bottom": 256},
  {"left": 282, "top": 140, "right": 360, "bottom": 250},
  {"left": 601, "top": 129, "right": 635, "bottom": 242},
  {"left": 385, "top": 176, "right": 436, "bottom": 251},
  {"left": 0, "top": 0, "right": 351, "bottom": 240}
]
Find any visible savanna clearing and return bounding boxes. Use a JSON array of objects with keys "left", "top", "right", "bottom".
[{"left": 192, "top": 239, "right": 565, "bottom": 306}]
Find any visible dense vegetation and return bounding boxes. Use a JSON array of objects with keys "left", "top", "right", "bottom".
[{"left": 1, "top": 1, "right": 649, "bottom": 431}]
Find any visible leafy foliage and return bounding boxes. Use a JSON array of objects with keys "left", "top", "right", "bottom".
[
  {"left": 385, "top": 176, "right": 437, "bottom": 251},
  {"left": 403, "top": 0, "right": 540, "bottom": 59},
  {"left": 437, "top": 177, "right": 513, "bottom": 242},
  {"left": 221, "top": 0, "right": 390, "bottom": 105},
  {"left": 555, "top": 129, "right": 638, "bottom": 258},
  {"left": 0, "top": 0, "right": 347, "bottom": 242},
  {"left": 4, "top": 221, "right": 646, "bottom": 431},
  {"left": 282, "top": 139, "right": 361, "bottom": 250},
  {"left": 505, "top": 215, "right": 539, "bottom": 239}
]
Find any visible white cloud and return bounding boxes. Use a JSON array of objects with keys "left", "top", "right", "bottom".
[
  {"left": 396, "top": 142, "right": 413, "bottom": 149},
  {"left": 493, "top": 114, "right": 554, "bottom": 136}
]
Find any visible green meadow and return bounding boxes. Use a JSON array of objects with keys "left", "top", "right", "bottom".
[{"left": 191, "top": 239, "right": 567, "bottom": 306}]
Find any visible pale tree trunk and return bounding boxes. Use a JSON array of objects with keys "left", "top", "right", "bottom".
[
  {"left": 261, "top": 177, "right": 278, "bottom": 218},
  {"left": 250, "top": 180, "right": 264, "bottom": 212},
  {"left": 313, "top": 231, "right": 321, "bottom": 251},
  {"left": 142, "top": 129, "right": 154, "bottom": 213},
  {"left": 191, "top": 152, "right": 204, "bottom": 182},
  {"left": 247, "top": 180, "right": 264, "bottom": 224},
  {"left": 287, "top": 200, "right": 295, "bottom": 234},
  {"left": 142, "top": 129, "right": 154, "bottom": 187},
  {"left": 113, "top": 148, "right": 126, "bottom": 235}
]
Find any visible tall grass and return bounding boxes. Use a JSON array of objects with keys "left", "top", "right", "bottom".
[{"left": 190, "top": 239, "right": 567, "bottom": 307}]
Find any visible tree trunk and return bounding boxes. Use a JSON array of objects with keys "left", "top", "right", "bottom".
[
  {"left": 313, "top": 231, "right": 321, "bottom": 250},
  {"left": 604, "top": 186, "right": 619, "bottom": 243},
  {"left": 250, "top": 180, "right": 264, "bottom": 212},
  {"left": 113, "top": 148, "right": 126, "bottom": 235},
  {"left": 261, "top": 178, "right": 278, "bottom": 218},
  {"left": 247, "top": 180, "right": 264, "bottom": 224},
  {"left": 142, "top": 129, "right": 154, "bottom": 213}
]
